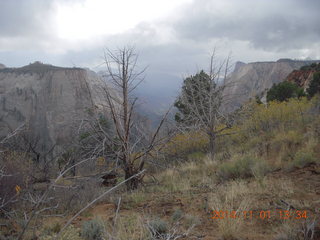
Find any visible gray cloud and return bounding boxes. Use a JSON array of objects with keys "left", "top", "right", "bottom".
[
  {"left": 0, "top": 0, "right": 56, "bottom": 38},
  {"left": 174, "top": 0, "right": 320, "bottom": 51},
  {"left": 0, "top": 0, "right": 88, "bottom": 53},
  {"left": 0, "top": 0, "right": 319, "bottom": 108},
  {"left": 1, "top": 0, "right": 318, "bottom": 62}
]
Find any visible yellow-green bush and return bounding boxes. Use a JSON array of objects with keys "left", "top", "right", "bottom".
[
  {"left": 163, "top": 97, "right": 319, "bottom": 177},
  {"left": 217, "top": 156, "right": 252, "bottom": 181},
  {"left": 163, "top": 131, "right": 208, "bottom": 159},
  {"left": 245, "top": 98, "right": 311, "bottom": 133},
  {"left": 290, "top": 150, "right": 317, "bottom": 169},
  {"left": 217, "top": 155, "right": 270, "bottom": 181},
  {"left": 221, "top": 98, "right": 318, "bottom": 162},
  {"left": 40, "top": 225, "right": 83, "bottom": 240}
]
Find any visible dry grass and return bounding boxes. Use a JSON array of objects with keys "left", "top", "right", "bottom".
[
  {"left": 36, "top": 163, "right": 317, "bottom": 240},
  {"left": 206, "top": 176, "right": 300, "bottom": 239},
  {"left": 153, "top": 168, "right": 191, "bottom": 193},
  {"left": 40, "top": 225, "right": 83, "bottom": 240},
  {"left": 123, "top": 191, "right": 149, "bottom": 209},
  {"left": 108, "top": 214, "right": 149, "bottom": 240},
  {"left": 40, "top": 214, "right": 149, "bottom": 240},
  {"left": 258, "top": 177, "right": 294, "bottom": 197},
  {"left": 273, "top": 217, "right": 318, "bottom": 240},
  {"left": 208, "top": 181, "right": 252, "bottom": 239},
  {"left": 153, "top": 155, "right": 219, "bottom": 192},
  {"left": 274, "top": 220, "right": 302, "bottom": 240}
]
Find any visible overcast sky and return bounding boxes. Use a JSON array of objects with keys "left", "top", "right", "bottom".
[{"left": 0, "top": 0, "right": 319, "bottom": 102}]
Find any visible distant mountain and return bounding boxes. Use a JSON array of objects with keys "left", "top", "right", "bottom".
[
  {"left": 0, "top": 61, "right": 118, "bottom": 154},
  {"left": 97, "top": 70, "right": 176, "bottom": 128},
  {"left": 224, "top": 59, "right": 320, "bottom": 110}
]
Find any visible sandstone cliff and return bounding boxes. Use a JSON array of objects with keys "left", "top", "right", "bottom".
[
  {"left": 285, "top": 63, "right": 320, "bottom": 90},
  {"left": 224, "top": 59, "right": 319, "bottom": 110},
  {"left": 0, "top": 62, "right": 115, "bottom": 154}
]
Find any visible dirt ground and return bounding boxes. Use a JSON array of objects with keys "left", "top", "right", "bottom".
[{"left": 65, "top": 163, "right": 320, "bottom": 239}]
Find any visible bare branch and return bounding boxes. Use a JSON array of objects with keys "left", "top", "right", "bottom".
[{"left": 55, "top": 169, "right": 146, "bottom": 240}]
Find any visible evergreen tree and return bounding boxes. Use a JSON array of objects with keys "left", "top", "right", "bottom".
[
  {"left": 307, "top": 72, "right": 320, "bottom": 97},
  {"left": 267, "top": 81, "right": 305, "bottom": 102},
  {"left": 173, "top": 52, "right": 231, "bottom": 159},
  {"left": 174, "top": 70, "right": 211, "bottom": 124}
]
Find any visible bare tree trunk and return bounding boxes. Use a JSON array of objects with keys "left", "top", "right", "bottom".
[
  {"left": 124, "top": 166, "right": 139, "bottom": 190},
  {"left": 208, "top": 132, "right": 216, "bottom": 159},
  {"left": 102, "top": 47, "right": 169, "bottom": 191},
  {"left": 70, "top": 158, "right": 76, "bottom": 176}
]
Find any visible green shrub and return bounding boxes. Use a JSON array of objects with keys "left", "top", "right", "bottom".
[
  {"left": 291, "top": 151, "right": 316, "bottom": 168},
  {"left": 148, "top": 218, "right": 168, "bottom": 237},
  {"left": 217, "top": 156, "right": 254, "bottom": 181},
  {"left": 81, "top": 219, "right": 104, "bottom": 240},
  {"left": 234, "top": 156, "right": 254, "bottom": 177},
  {"left": 171, "top": 209, "right": 183, "bottom": 222},
  {"left": 251, "top": 159, "right": 270, "bottom": 179},
  {"left": 217, "top": 162, "right": 238, "bottom": 181},
  {"left": 307, "top": 72, "right": 320, "bottom": 97},
  {"left": 267, "top": 81, "right": 305, "bottom": 102},
  {"left": 217, "top": 156, "right": 269, "bottom": 181}
]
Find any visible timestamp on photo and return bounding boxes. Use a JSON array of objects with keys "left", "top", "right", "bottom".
[{"left": 211, "top": 210, "right": 310, "bottom": 220}]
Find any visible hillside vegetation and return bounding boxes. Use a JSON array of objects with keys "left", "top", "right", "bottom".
[
  {"left": 2, "top": 96, "right": 319, "bottom": 239},
  {"left": 1, "top": 61, "right": 320, "bottom": 240}
]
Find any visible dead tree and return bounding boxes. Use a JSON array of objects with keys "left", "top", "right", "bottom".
[
  {"left": 174, "top": 51, "right": 232, "bottom": 159},
  {"left": 95, "top": 46, "right": 170, "bottom": 190}
]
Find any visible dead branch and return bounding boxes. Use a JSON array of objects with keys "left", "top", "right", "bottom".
[{"left": 55, "top": 169, "right": 146, "bottom": 240}]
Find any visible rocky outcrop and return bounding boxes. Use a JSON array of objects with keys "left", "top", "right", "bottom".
[
  {"left": 285, "top": 70, "right": 315, "bottom": 90},
  {"left": 224, "top": 59, "right": 319, "bottom": 110},
  {"left": 285, "top": 63, "right": 320, "bottom": 90},
  {"left": 0, "top": 62, "right": 116, "bottom": 154}
]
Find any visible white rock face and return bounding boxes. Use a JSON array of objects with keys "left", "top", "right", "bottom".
[
  {"left": 224, "top": 59, "right": 316, "bottom": 110},
  {"left": 0, "top": 62, "right": 116, "bottom": 153}
]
